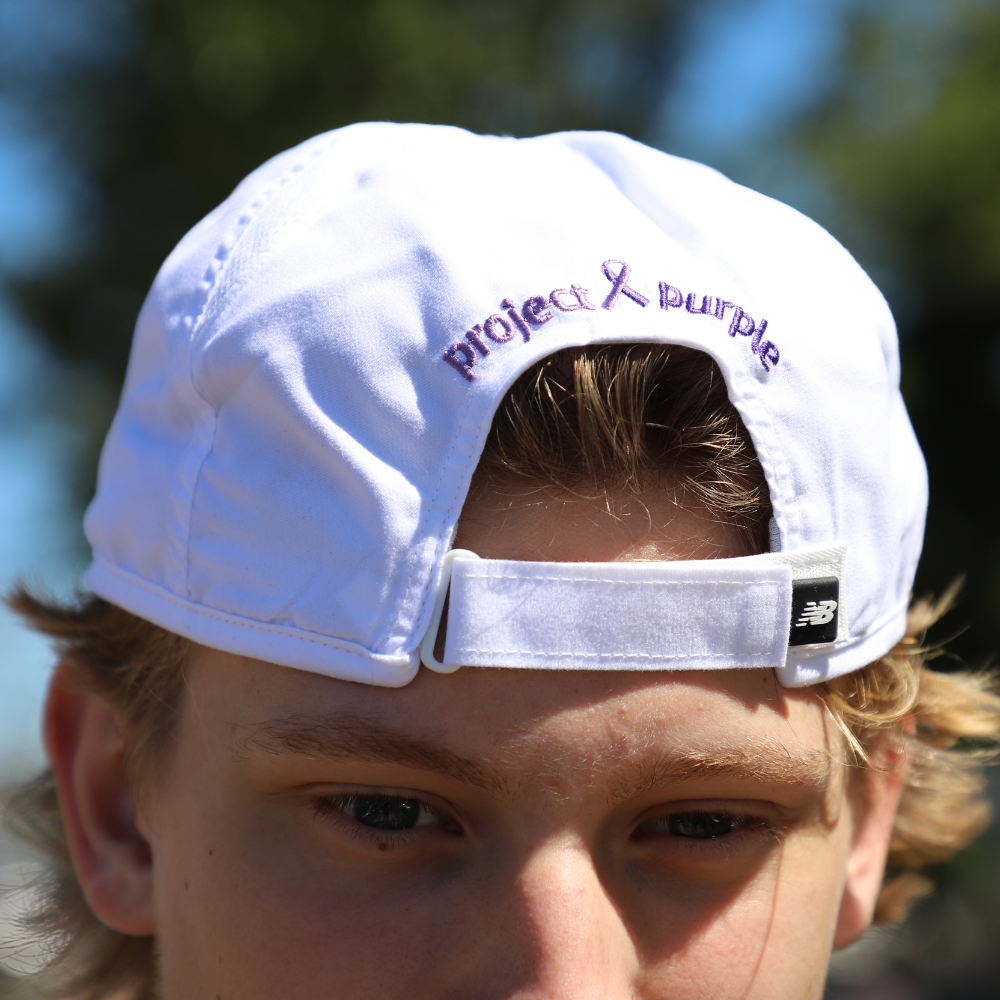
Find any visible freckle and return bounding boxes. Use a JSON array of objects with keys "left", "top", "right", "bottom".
[
  {"left": 218, "top": 955, "right": 223, "bottom": 965},
  {"left": 378, "top": 843, "right": 388, "bottom": 852},
  {"left": 184, "top": 881, "right": 189, "bottom": 890},
  {"left": 209, "top": 848, "right": 214, "bottom": 856}
]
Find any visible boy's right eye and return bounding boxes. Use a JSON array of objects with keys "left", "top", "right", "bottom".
[
  {"left": 317, "top": 793, "right": 446, "bottom": 831},
  {"left": 636, "top": 811, "right": 740, "bottom": 839}
]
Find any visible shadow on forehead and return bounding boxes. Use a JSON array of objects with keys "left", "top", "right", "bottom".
[
  {"left": 239, "top": 664, "right": 833, "bottom": 801},
  {"left": 223, "top": 652, "right": 798, "bottom": 726},
  {"left": 408, "top": 662, "right": 796, "bottom": 720}
]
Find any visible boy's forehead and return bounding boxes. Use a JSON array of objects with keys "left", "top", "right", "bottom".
[
  {"left": 196, "top": 645, "right": 832, "bottom": 789},
  {"left": 455, "top": 480, "right": 749, "bottom": 564}
]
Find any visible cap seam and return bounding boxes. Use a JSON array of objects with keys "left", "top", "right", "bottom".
[
  {"left": 733, "top": 390, "right": 798, "bottom": 550},
  {"left": 387, "top": 369, "right": 479, "bottom": 658},
  {"left": 184, "top": 137, "right": 337, "bottom": 347},
  {"left": 173, "top": 137, "right": 337, "bottom": 603}
]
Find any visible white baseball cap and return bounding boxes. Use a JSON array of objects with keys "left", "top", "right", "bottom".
[{"left": 83, "top": 122, "right": 927, "bottom": 688}]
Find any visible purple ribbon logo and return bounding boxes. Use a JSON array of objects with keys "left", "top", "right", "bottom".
[{"left": 601, "top": 260, "right": 650, "bottom": 310}]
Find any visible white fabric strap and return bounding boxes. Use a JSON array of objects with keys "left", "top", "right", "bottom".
[{"left": 438, "top": 545, "right": 846, "bottom": 672}]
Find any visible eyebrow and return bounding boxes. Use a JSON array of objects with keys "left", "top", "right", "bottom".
[
  {"left": 245, "top": 715, "right": 510, "bottom": 796},
  {"left": 605, "top": 743, "right": 832, "bottom": 807},
  {"left": 243, "top": 714, "right": 832, "bottom": 803}
]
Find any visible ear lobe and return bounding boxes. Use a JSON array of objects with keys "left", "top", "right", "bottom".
[
  {"left": 44, "top": 663, "right": 156, "bottom": 936},
  {"left": 832, "top": 757, "right": 906, "bottom": 949}
]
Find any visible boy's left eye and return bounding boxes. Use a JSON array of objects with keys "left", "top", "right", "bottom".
[
  {"left": 320, "top": 793, "right": 445, "bottom": 831},
  {"left": 635, "top": 810, "right": 766, "bottom": 840}
]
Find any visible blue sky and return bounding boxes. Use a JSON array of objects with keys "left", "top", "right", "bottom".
[
  {"left": 660, "top": 0, "right": 851, "bottom": 153},
  {"left": 0, "top": 0, "right": 854, "bottom": 780},
  {"left": 0, "top": 311, "right": 84, "bottom": 779}
]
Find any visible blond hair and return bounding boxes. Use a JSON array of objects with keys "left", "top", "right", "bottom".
[{"left": 4, "top": 344, "right": 999, "bottom": 998}]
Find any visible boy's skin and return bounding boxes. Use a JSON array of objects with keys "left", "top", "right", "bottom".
[{"left": 45, "top": 485, "right": 903, "bottom": 999}]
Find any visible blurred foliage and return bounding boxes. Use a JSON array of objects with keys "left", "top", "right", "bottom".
[
  {"left": 1, "top": 0, "right": 692, "bottom": 379},
  {"left": 801, "top": 0, "right": 1000, "bottom": 670}
]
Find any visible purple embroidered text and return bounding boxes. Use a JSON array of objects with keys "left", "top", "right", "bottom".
[{"left": 442, "top": 260, "right": 779, "bottom": 381}]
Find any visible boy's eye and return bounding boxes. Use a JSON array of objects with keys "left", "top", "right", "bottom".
[
  {"left": 636, "top": 811, "right": 745, "bottom": 840},
  {"left": 326, "top": 794, "right": 444, "bottom": 831}
]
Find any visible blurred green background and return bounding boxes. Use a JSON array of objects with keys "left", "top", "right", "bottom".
[{"left": 2, "top": 0, "right": 1000, "bottom": 996}]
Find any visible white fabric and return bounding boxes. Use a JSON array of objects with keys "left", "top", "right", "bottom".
[
  {"left": 445, "top": 555, "right": 793, "bottom": 671},
  {"left": 83, "top": 123, "right": 927, "bottom": 689},
  {"left": 442, "top": 545, "right": 847, "bottom": 673}
]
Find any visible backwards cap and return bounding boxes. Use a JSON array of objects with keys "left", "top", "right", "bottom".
[{"left": 84, "top": 122, "right": 927, "bottom": 689}]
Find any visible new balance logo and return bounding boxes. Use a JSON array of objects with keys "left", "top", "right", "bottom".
[
  {"left": 794, "top": 600, "right": 838, "bottom": 628},
  {"left": 788, "top": 576, "right": 839, "bottom": 646}
]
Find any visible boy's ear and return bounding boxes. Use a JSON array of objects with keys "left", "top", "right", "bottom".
[
  {"left": 44, "top": 662, "right": 156, "bottom": 936},
  {"left": 832, "top": 755, "right": 906, "bottom": 949}
]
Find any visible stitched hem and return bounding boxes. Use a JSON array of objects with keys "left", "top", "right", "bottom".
[
  {"left": 85, "top": 557, "right": 419, "bottom": 688},
  {"left": 445, "top": 655, "right": 786, "bottom": 671},
  {"left": 459, "top": 576, "right": 783, "bottom": 587},
  {"left": 447, "top": 648, "right": 782, "bottom": 661}
]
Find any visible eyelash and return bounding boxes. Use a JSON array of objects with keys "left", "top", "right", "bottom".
[
  {"left": 312, "top": 792, "right": 456, "bottom": 848},
  {"left": 632, "top": 809, "right": 781, "bottom": 852},
  {"left": 311, "top": 794, "right": 782, "bottom": 859}
]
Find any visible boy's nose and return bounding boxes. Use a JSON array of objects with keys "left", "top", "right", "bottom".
[{"left": 506, "top": 837, "right": 637, "bottom": 1000}]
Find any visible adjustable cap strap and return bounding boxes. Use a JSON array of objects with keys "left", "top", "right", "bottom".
[{"left": 421, "top": 544, "right": 846, "bottom": 674}]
